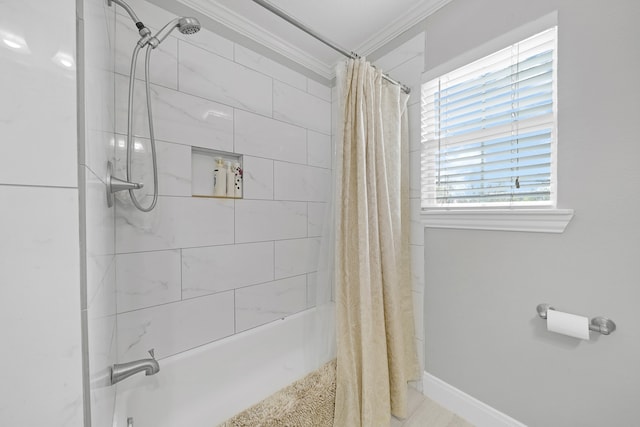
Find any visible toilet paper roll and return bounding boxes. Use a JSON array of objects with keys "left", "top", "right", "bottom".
[{"left": 547, "top": 309, "right": 590, "bottom": 340}]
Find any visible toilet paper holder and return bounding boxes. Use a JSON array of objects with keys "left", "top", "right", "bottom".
[{"left": 536, "top": 303, "right": 616, "bottom": 335}]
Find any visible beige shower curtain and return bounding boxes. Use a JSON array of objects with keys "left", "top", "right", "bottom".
[{"left": 333, "top": 58, "right": 420, "bottom": 427}]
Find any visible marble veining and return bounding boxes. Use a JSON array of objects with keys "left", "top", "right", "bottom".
[
  {"left": 114, "top": 136, "right": 191, "bottom": 198},
  {"left": 235, "top": 276, "right": 308, "bottom": 332},
  {"left": 116, "top": 250, "right": 182, "bottom": 313},
  {"left": 179, "top": 41, "right": 273, "bottom": 116},
  {"left": 116, "top": 196, "right": 234, "bottom": 253},
  {"left": 235, "top": 200, "right": 308, "bottom": 243},
  {"left": 242, "top": 156, "right": 275, "bottom": 200},
  {"left": 182, "top": 242, "right": 275, "bottom": 299},
  {"left": 274, "top": 238, "right": 321, "bottom": 279},
  {"left": 114, "top": 74, "right": 234, "bottom": 151},
  {"left": 273, "top": 81, "right": 331, "bottom": 134},
  {"left": 117, "top": 291, "right": 235, "bottom": 361},
  {"left": 274, "top": 161, "right": 331, "bottom": 202},
  {"left": 234, "top": 109, "right": 307, "bottom": 164}
]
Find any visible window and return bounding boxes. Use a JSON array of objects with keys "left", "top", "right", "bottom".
[{"left": 421, "top": 27, "right": 557, "bottom": 209}]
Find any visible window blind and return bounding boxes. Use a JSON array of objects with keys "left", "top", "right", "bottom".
[{"left": 421, "top": 27, "right": 557, "bottom": 208}]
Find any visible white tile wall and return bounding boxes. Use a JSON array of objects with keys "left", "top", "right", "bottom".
[
  {"left": 115, "top": 74, "right": 234, "bottom": 151},
  {"left": 273, "top": 81, "right": 332, "bottom": 134},
  {"left": 307, "top": 202, "right": 327, "bottom": 237},
  {"left": 235, "top": 200, "right": 308, "bottom": 243},
  {"left": 234, "top": 109, "right": 307, "bottom": 164},
  {"left": 408, "top": 102, "right": 422, "bottom": 151},
  {"left": 273, "top": 162, "right": 331, "bottom": 202},
  {"left": 234, "top": 44, "right": 307, "bottom": 90},
  {"left": 0, "top": 186, "right": 83, "bottom": 426},
  {"left": 306, "top": 271, "right": 318, "bottom": 308},
  {"left": 117, "top": 291, "right": 235, "bottom": 361},
  {"left": 115, "top": 136, "right": 192, "bottom": 198},
  {"left": 116, "top": 250, "right": 182, "bottom": 312},
  {"left": 410, "top": 245, "right": 425, "bottom": 292},
  {"left": 179, "top": 41, "right": 273, "bottom": 116},
  {"left": 85, "top": 168, "right": 117, "bottom": 308},
  {"left": 410, "top": 150, "right": 421, "bottom": 199},
  {"left": 116, "top": 196, "right": 235, "bottom": 252},
  {"left": 0, "top": 1, "right": 78, "bottom": 188},
  {"left": 274, "top": 238, "right": 321, "bottom": 279},
  {"left": 182, "top": 242, "right": 275, "bottom": 298},
  {"left": 235, "top": 276, "right": 307, "bottom": 332},
  {"left": 307, "top": 78, "right": 332, "bottom": 101},
  {"left": 102, "top": 0, "right": 333, "bottom": 395},
  {"left": 410, "top": 198, "right": 424, "bottom": 246},
  {"left": 308, "top": 130, "right": 332, "bottom": 169},
  {"left": 82, "top": 1, "right": 118, "bottom": 426},
  {"left": 242, "top": 156, "right": 274, "bottom": 200}
]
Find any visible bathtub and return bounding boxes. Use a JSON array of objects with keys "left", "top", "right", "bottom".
[{"left": 113, "top": 308, "right": 334, "bottom": 427}]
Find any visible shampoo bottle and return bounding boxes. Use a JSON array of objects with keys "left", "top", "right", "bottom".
[
  {"left": 225, "top": 160, "right": 234, "bottom": 197},
  {"left": 213, "top": 157, "right": 227, "bottom": 196}
]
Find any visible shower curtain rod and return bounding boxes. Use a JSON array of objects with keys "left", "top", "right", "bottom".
[{"left": 251, "top": 0, "right": 411, "bottom": 94}]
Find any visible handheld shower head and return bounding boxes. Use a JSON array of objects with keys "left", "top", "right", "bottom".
[
  {"left": 177, "top": 17, "right": 201, "bottom": 35},
  {"left": 150, "top": 17, "right": 201, "bottom": 48}
]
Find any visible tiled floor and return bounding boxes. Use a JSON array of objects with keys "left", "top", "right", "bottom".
[{"left": 391, "top": 388, "right": 474, "bottom": 427}]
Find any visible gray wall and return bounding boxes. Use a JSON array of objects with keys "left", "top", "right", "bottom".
[{"left": 423, "top": 1, "right": 640, "bottom": 426}]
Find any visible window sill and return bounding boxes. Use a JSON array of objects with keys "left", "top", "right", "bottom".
[{"left": 420, "top": 208, "right": 574, "bottom": 233}]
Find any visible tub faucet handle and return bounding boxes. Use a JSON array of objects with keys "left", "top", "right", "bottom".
[{"left": 148, "top": 348, "right": 156, "bottom": 359}]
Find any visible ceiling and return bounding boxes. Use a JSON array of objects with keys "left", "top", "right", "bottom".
[{"left": 176, "top": 0, "right": 451, "bottom": 79}]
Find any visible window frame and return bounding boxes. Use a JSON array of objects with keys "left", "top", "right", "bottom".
[{"left": 419, "top": 13, "right": 573, "bottom": 233}]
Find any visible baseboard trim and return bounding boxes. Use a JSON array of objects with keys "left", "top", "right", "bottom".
[{"left": 422, "top": 371, "right": 527, "bottom": 427}]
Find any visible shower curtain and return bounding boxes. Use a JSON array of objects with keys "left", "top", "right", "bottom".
[{"left": 333, "top": 58, "right": 419, "bottom": 427}]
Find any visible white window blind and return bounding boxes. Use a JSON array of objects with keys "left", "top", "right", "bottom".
[{"left": 421, "top": 27, "right": 557, "bottom": 209}]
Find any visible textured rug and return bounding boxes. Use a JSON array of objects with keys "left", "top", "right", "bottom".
[{"left": 218, "top": 359, "right": 336, "bottom": 427}]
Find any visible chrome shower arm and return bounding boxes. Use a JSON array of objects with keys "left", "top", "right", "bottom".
[
  {"left": 107, "top": 0, "right": 140, "bottom": 24},
  {"left": 107, "top": 0, "right": 151, "bottom": 37}
]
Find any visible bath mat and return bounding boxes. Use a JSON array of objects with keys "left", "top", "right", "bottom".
[{"left": 218, "top": 359, "right": 336, "bottom": 427}]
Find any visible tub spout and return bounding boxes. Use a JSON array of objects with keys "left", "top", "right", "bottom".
[{"left": 110, "top": 349, "right": 160, "bottom": 385}]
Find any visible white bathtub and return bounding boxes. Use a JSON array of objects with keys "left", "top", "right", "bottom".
[{"left": 113, "top": 308, "right": 334, "bottom": 427}]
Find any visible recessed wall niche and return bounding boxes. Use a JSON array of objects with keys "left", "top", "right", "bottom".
[{"left": 191, "top": 147, "right": 243, "bottom": 199}]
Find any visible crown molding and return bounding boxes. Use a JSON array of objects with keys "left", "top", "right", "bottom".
[
  {"left": 357, "top": 0, "right": 452, "bottom": 56},
  {"left": 177, "top": 0, "right": 335, "bottom": 79},
  {"left": 177, "top": 0, "right": 451, "bottom": 80}
]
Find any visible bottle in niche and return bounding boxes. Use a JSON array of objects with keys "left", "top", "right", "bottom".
[
  {"left": 213, "top": 157, "right": 227, "bottom": 196},
  {"left": 225, "top": 160, "right": 234, "bottom": 197},
  {"left": 233, "top": 162, "right": 243, "bottom": 198}
]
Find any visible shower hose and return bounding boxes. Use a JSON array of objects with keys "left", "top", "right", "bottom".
[{"left": 125, "top": 43, "right": 159, "bottom": 212}]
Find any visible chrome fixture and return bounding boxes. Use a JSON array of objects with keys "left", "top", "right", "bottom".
[
  {"left": 110, "top": 349, "right": 160, "bottom": 385},
  {"left": 148, "top": 17, "right": 201, "bottom": 48},
  {"left": 107, "top": 0, "right": 151, "bottom": 39},
  {"left": 251, "top": 0, "right": 409, "bottom": 93},
  {"left": 106, "top": 161, "right": 142, "bottom": 208},
  {"left": 536, "top": 303, "right": 617, "bottom": 335},
  {"left": 106, "top": 0, "right": 200, "bottom": 212}
]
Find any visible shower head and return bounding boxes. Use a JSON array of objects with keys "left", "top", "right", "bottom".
[
  {"left": 177, "top": 17, "right": 201, "bottom": 35},
  {"left": 150, "top": 17, "right": 201, "bottom": 48}
]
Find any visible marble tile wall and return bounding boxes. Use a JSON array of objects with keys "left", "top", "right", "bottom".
[
  {"left": 111, "top": 0, "right": 332, "bottom": 363},
  {"left": 81, "top": 0, "right": 118, "bottom": 426},
  {"left": 0, "top": 0, "right": 84, "bottom": 426}
]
